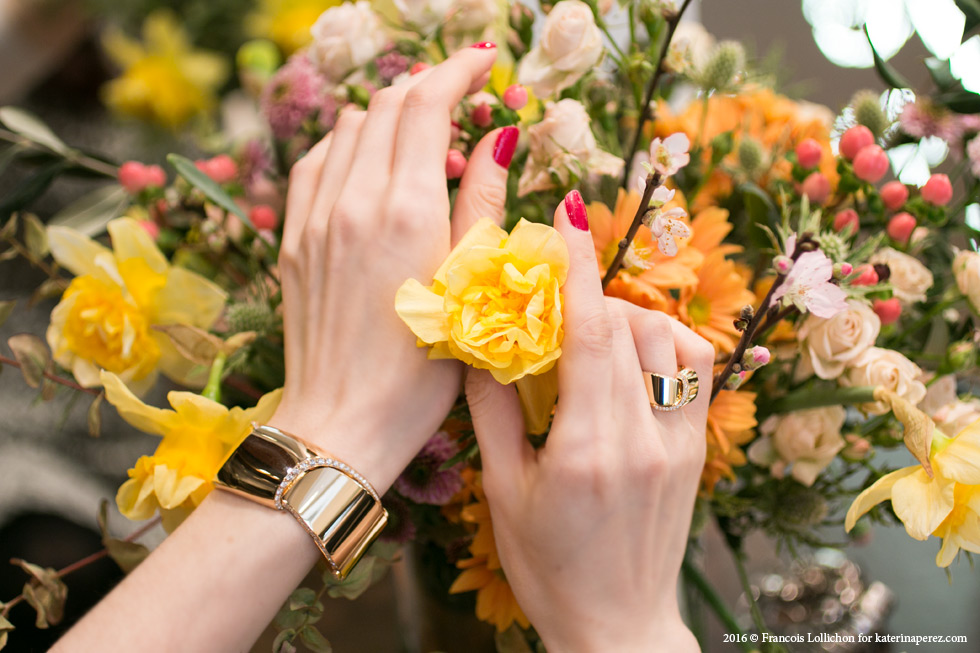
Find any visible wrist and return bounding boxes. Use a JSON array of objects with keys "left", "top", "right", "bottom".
[{"left": 537, "top": 608, "right": 697, "bottom": 653}]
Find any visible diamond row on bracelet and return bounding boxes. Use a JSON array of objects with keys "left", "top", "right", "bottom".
[{"left": 273, "top": 457, "right": 380, "bottom": 509}]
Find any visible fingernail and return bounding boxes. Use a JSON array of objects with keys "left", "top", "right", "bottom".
[
  {"left": 565, "top": 190, "right": 589, "bottom": 231},
  {"left": 492, "top": 126, "right": 519, "bottom": 169},
  {"left": 470, "top": 41, "right": 496, "bottom": 49}
]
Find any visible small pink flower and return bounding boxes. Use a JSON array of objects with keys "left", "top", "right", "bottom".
[
  {"left": 850, "top": 264, "right": 879, "bottom": 286},
  {"left": 260, "top": 55, "right": 327, "bottom": 140},
  {"left": 645, "top": 206, "right": 690, "bottom": 256},
  {"left": 840, "top": 125, "right": 874, "bottom": 161},
  {"left": 649, "top": 133, "right": 691, "bottom": 176},
  {"left": 771, "top": 250, "right": 848, "bottom": 318},
  {"left": 833, "top": 208, "right": 859, "bottom": 234},
  {"left": 887, "top": 212, "right": 916, "bottom": 245},
  {"left": 795, "top": 138, "right": 822, "bottom": 168},
  {"left": 802, "top": 171, "right": 830, "bottom": 204},
  {"left": 852, "top": 145, "right": 889, "bottom": 183},
  {"left": 249, "top": 205, "right": 279, "bottom": 230},
  {"left": 445, "top": 149, "right": 467, "bottom": 179},
  {"left": 471, "top": 102, "right": 493, "bottom": 128},
  {"left": 375, "top": 50, "right": 409, "bottom": 83},
  {"left": 900, "top": 100, "right": 968, "bottom": 142},
  {"left": 873, "top": 297, "right": 902, "bottom": 325},
  {"left": 503, "top": 84, "right": 528, "bottom": 110},
  {"left": 920, "top": 173, "right": 952, "bottom": 206},
  {"left": 880, "top": 181, "right": 908, "bottom": 210}
]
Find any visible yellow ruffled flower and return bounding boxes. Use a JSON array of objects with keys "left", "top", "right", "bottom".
[
  {"left": 104, "top": 371, "right": 283, "bottom": 531},
  {"left": 47, "top": 218, "right": 227, "bottom": 396},
  {"left": 102, "top": 10, "right": 229, "bottom": 127},
  {"left": 247, "top": 0, "right": 343, "bottom": 54},
  {"left": 395, "top": 218, "right": 568, "bottom": 385},
  {"left": 845, "top": 419, "right": 980, "bottom": 567}
]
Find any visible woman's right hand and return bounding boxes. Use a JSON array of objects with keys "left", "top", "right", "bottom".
[{"left": 465, "top": 190, "right": 712, "bottom": 652}]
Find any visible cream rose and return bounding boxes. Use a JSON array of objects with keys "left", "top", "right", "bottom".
[
  {"left": 395, "top": 0, "right": 454, "bottom": 32},
  {"left": 446, "top": 0, "right": 498, "bottom": 34},
  {"left": 869, "top": 247, "right": 933, "bottom": 304},
  {"left": 934, "top": 398, "right": 980, "bottom": 437},
  {"left": 840, "top": 347, "right": 927, "bottom": 415},
  {"left": 747, "top": 406, "right": 847, "bottom": 487},
  {"left": 518, "top": 99, "right": 624, "bottom": 196},
  {"left": 796, "top": 300, "right": 880, "bottom": 380},
  {"left": 309, "top": 2, "right": 387, "bottom": 85},
  {"left": 953, "top": 250, "right": 980, "bottom": 312},
  {"left": 517, "top": 0, "right": 603, "bottom": 98}
]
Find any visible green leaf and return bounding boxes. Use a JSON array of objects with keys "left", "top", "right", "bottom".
[
  {"left": 0, "top": 107, "right": 69, "bottom": 155},
  {"left": 11, "top": 559, "right": 67, "bottom": 628},
  {"left": 957, "top": 0, "right": 980, "bottom": 31},
  {"left": 272, "top": 629, "right": 297, "bottom": 653},
  {"left": 0, "top": 214, "right": 16, "bottom": 239},
  {"left": 49, "top": 185, "right": 128, "bottom": 237},
  {"left": 0, "top": 300, "right": 14, "bottom": 329},
  {"left": 0, "top": 145, "right": 24, "bottom": 177},
  {"left": 0, "top": 164, "right": 68, "bottom": 218},
  {"left": 0, "top": 613, "right": 13, "bottom": 650},
  {"left": 325, "top": 555, "right": 382, "bottom": 600},
  {"left": 924, "top": 58, "right": 957, "bottom": 91},
  {"left": 287, "top": 587, "right": 316, "bottom": 610},
  {"left": 23, "top": 213, "right": 48, "bottom": 258},
  {"left": 167, "top": 154, "right": 255, "bottom": 231},
  {"left": 88, "top": 393, "right": 103, "bottom": 437},
  {"left": 7, "top": 334, "right": 50, "bottom": 388},
  {"left": 299, "top": 626, "right": 332, "bottom": 653},
  {"left": 96, "top": 501, "right": 149, "bottom": 573},
  {"left": 440, "top": 438, "right": 479, "bottom": 470},
  {"left": 936, "top": 89, "right": 980, "bottom": 114},
  {"left": 29, "top": 278, "right": 68, "bottom": 308},
  {"left": 864, "top": 26, "right": 912, "bottom": 89}
]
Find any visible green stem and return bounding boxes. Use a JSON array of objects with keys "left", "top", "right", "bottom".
[
  {"left": 767, "top": 385, "right": 876, "bottom": 414},
  {"left": 597, "top": 18, "right": 627, "bottom": 64},
  {"left": 681, "top": 558, "right": 755, "bottom": 653},
  {"left": 897, "top": 296, "right": 960, "bottom": 337},
  {"left": 732, "top": 551, "right": 769, "bottom": 641},
  {"left": 202, "top": 351, "right": 226, "bottom": 403}
]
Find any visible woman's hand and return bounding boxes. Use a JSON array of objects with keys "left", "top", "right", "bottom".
[
  {"left": 465, "top": 190, "right": 712, "bottom": 652},
  {"left": 271, "top": 43, "right": 517, "bottom": 491}
]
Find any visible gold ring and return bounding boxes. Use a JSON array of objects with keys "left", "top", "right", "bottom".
[{"left": 644, "top": 367, "right": 699, "bottom": 411}]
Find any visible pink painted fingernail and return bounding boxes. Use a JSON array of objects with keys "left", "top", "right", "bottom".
[
  {"left": 565, "top": 190, "right": 588, "bottom": 231},
  {"left": 470, "top": 41, "right": 496, "bottom": 49},
  {"left": 492, "top": 126, "right": 519, "bottom": 169}
]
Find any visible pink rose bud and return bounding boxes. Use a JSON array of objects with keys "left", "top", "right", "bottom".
[
  {"left": 145, "top": 164, "right": 166, "bottom": 189},
  {"left": 802, "top": 171, "right": 831, "bottom": 204},
  {"left": 410, "top": 62, "right": 430, "bottom": 75},
  {"left": 880, "top": 181, "right": 908, "bottom": 210},
  {"left": 249, "top": 204, "right": 279, "bottom": 230},
  {"left": 839, "top": 125, "right": 875, "bottom": 161},
  {"left": 138, "top": 219, "right": 159, "bottom": 240},
  {"left": 851, "top": 264, "right": 879, "bottom": 286},
  {"left": 795, "top": 138, "right": 822, "bottom": 168},
  {"left": 833, "top": 208, "right": 860, "bottom": 234},
  {"left": 839, "top": 262, "right": 853, "bottom": 276},
  {"left": 873, "top": 297, "right": 902, "bottom": 325},
  {"left": 743, "top": 345, "right": 771, "bottom": 371},
  {"left": 472, "top": 102, "right": 493, "bottom": 128},
  {"left": 119, "top": 161, "right": 150, "bottom": 194},
  {"left": 773, "top": 255, "right": 793, "bottom": 275},
  {"left": 920, "top": 173, "right": 952, "bottom": 206},
  {"left": 445, "top": 149, "right": 467, "bottom": 179},
  {"left": 843, "top": 433, "right": 871, "bottom": 460},
  {"left": 503, "top": 84, "right": 529, "bottom": 111},
  {"left": 887, "top": 211, "right": 916, "bottom": 244},
  {"left": 852, "top": 145, "right": 889, "bottom": 182}
]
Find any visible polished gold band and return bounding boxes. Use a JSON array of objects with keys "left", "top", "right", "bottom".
[
  {"left": 645, "top": 367, "right": 699, "bottom": 411},
  {"left": 215, "top": 424, "right": 388, "bottom": 580}
]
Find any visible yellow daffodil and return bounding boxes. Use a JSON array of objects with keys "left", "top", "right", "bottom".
[
  {"left": 247, "top": 0, "right": 343, "bottom": 55},
  {"left": 102, "top": 10, "right": 229, "bottom": 127},
  {"left": 103, "top": 371, "right": 283, "bottom": 531},
  {"left": 395, "top": 218, "right": 568, "bottom": 386},
  {"left": 846, "top": 419, "right": 980, "bottom": 567},
  {"left": 47, "top": 218, "right": 227, "bottom": 395}
]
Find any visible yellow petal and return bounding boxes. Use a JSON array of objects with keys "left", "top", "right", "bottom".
[
  {"left": 505, "top": 218, "right": 570, "bottom": 285},
  {"left": 101, "top": 370, "right": 178, "bottom": 436},
  {"left": 167, "top": 391, "right": 231, "bottom": 429},
  {"left": 433, "top": 218, "right": 506, "bottom": 287},
  {"left": 47, "top": 225, "right": 114, "bottom": 279},
  {"left": 936, "top": 422, "right": 980, "bottom": 485},
  {"left": 116, "top": 476, "right": 157, "bottom": 521},
  {"left": 892, "top": 468, "right": 955, "bottom": 540},
  {"left": 845, "top": 466, "right": 917, "bottom": 532},
  {"left": 181, "top": 52, "right": 230, "bottom": 90},
  {"left": 936, "top": 529, "right": 960, "bottom": 567},
  {"left": 101, "top": 25, "right": 145, "bottom": 68},
  {"left": 151, "top": 267, "right": 228, "bottom": 328},
  {"left": 154, "top": 333, "right": 209, "bottom": 389},
  {"left": 395, "top": 279, "right": 451, "bottom": 344},
  {"left": 222, "top": 388, "right": 284, "bottom": 445},
  {"left": 516, "top": 368, "right": 557, "bottom": 435},
  {"left": 108, "top": 217, "right": 168, "bottom": 274}
]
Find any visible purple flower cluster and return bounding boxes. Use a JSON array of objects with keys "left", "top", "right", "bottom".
[
  {"left": 375, "top": 51, "right": 409, "bottom": 84},
  {"left": 394, "top": 431, "right": 465, "bottom": 505},
  {"left": 261, "top": 54, "right": 327, "bottom": 140}
]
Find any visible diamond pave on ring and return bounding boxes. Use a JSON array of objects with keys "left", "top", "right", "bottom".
[{"left": 645, "top": 367, "right": 699, "bottom": 411}]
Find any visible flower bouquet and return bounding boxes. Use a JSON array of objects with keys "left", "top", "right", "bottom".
[{"left": 2, "top": 0, "right": 980, "bottom": 650}]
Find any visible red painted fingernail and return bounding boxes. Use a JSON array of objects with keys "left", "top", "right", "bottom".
[
  {"left": 565, "top": 190, "right": 589, "bottom": 231},
  {"left": 492, "top": 126, "right": 519, "bottom": 169},
  {"left": 470, "top": 41, "right": 496, "bottom": 49}
]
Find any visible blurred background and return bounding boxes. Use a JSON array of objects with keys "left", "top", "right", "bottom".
[{"left": 0, "top": 0, "right": 977, "bottom": 651}]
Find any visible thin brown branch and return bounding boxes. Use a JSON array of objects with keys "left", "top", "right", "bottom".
[
  {"left": 602, "top": 172, "right": 664, "bottom": 290},
  {"left": 0, "top": 354, "right": 100, "bottom": 395},
  {"left": 2, "top": 233, "right": 60, "bottom": 280}
]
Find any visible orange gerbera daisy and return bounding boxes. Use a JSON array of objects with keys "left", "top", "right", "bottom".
[
  {"left": 703, "top": 389, "right": 758, "bottom": 494},
  {"left": 675, "top": 251, "right": 756, "bottom": 353},
  {"left": 449, "top": 475, "right": 530, "bottom": 633}
]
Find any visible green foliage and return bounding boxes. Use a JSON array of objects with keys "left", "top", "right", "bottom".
[
  {"left": 96, "top": 501, "right": 150, "bottom": 573},
  {"left": 10, "top": 559, "right": 67, "bottom": 629}
]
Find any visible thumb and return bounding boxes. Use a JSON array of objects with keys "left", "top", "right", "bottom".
[
  {"left": 450, "top": 126, "right": 519, "bottom": 245},
  {"left": 464, "top": 368, "right": 532, "bottom": 497}
]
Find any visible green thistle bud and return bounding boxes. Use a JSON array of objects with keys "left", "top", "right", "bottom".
[
  {"left": 698, "top": 41, "right": 745, "bottom": 92},
  {"left": 774, "top": 484, "right": 828, "bottom": 531},
  {"left": 815, "top": 232, "right": 849, "bottom": 263},
  {"left": 851, "top": 90, "right": 890, "bottom": 138},
  {"left": 226, "top": 302, "right": 276, "bottom": 334},
  {"left": 737, "top": 137, "right": 765, "bottom": 176}
]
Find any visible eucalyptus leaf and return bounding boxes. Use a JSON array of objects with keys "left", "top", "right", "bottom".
[
  {"left": 29, "top": 278, "right": 68, "bottom": 308},
  {"left": 0, "top": 145, "right": 23, "bottom": 177},
  {"left": 23, "top": 214, "right": 48, "bottom": 258},
  {"left": 0, "top": 300, "right": 14, "bottom": 328},
  {"left": 272, "top": 629, "right": 297, "bottom": 653},
  {"left": 104, "top": 538, "right": 150, "bottom": 574},
  {"left": 0, "top": 614, "right": 13, "bottom": 650},
  {"left": 49, "top": 185, "right": 128, "bottom": 237},
  {"left": 11, "top": 559, "right": 67, "bottom": 628},
  {"left": 88, "top": 392, "right": 103, "bottom": 437},
  {"left": 299, "top": 626, "right": 332, "bottom": 653},
  {"left": 0, "top": 107, "right": 70, "bottom": 155},
  {"left": 167, "top": 153, "right": 255, "bottom": 231},
  {"left": 7, "top": 333, "right": 50, "bottom": 388},
  {"left": 0, "top": 214, "right": 16, "bottom": 239}
]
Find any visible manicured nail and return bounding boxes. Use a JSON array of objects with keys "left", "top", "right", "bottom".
[
  {"left": 492, "top": 126, "right": 519, "bottom": 169},
  {"left": 565, "top": 190, "right": 589, "bottom": 231},
  {"left": 470, "top": 41, "right": 496, "bottom": 49}
]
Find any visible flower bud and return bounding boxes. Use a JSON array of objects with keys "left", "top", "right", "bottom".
[
  {"left": 873, "top": 297, "right": 902, "bottom": 325},
  {"left": 724, "top": 370, "right": 748, "bottom": 390},
  {"left": 852, "top": 145, "right": 889, "bottom": 182},
  {"left": 842, "top": 433, "right": 872, "bottom": 461},
  {"left": 737, "top": 136, "right": 765, "bottom": 175},
  {"left": 445, "top": 149, "right": 467, "bottom": 179},
  {"left": 795, "top": 138, "right": 822, "bottom": 169},
  {"left": 503, "top": 84, "right": 528, "bottom": 110},
  {"left": 850, "top": 264, "right": 879, "bottom": 286},
  {"left": 880, "top": 180, "right": 908, "bottom": 210},
  {"left": 773, "top": 254, "right": 793, "bottom": 275},
  {"left": 471, "top": 102, "right": 493, "bottom": 128},
  {"left": 833, "top": 208, "right": 860, "bottom": 235},
  {"left": 698, "top": 40, "right": 745, "bottom": 91},
  {"left": 839, "top": 125, "right": 875, "bottom": 161},
  {"left": 921, "top": 173, "right": 952, "bottom": 206},
  {"left": 249, "top": 204, "right": 279, "bottom": 230},
  {"left": 834, "top": 262, "right": 853, "bottom": 278},
  {"left": 226, "top": 302, "right": 276, "bottom": 334},
  {"left": 887, "top": 212, "right": 916, "bottom": 244},
  {"left": 948, "top": 340, "right": 977, "bottom": 371},
  {"left": 851, "top": 90, "right": 890, "bottom": 138},
  {"left": 742, "top": 345, "right": 771, "bottom": 371},
  {"left": 802, "top": 171, "right": 831, "bottom": 204}
]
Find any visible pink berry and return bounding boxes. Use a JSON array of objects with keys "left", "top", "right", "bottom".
[
  {"left": 208, "top": 154, "right": 239, "bottom": 184},
  {"left": 802, "top": 172, "right": 831, "bottom": 204},
  {"left": 410, "top": 62, "right": 430, "bottom": 75},
  {"left": 138, "top": 220, "right": 159, "bottom": 240},
  {"left": 840, "top": 262, "right": 853, "bottom": 276},
  {"left": 880, "top": 181, "right": 908, "bottom": 210},
  {"left": 887, "top": 212, "right": 916, "bottom": 244},
  {"left": 145, "top": 164, "right": 166, "bottom": 189},
  {"left": 920, "top": 173, "right": 952, "bottom": 206},
  {"left": 472, "top": 103, "right": 493, "bottom": 128},
  {"left": 795, "top": 138, "right": 822, "bottom": 168},
  {"left": 833, "top": 208, "right": 860, "bottom": 234},
  {"left": 840, "top": 125, "right": 875, "bottom": 161},
  {"left": 852, "top": 145, "right": 889, "bottom": 183},
  {"left": 873, "top": 297, "right": 902, "bottom": 325},
  {"left": 249, "top": 205, "right": 279, "bottom": 230},
  {"left": 503, "top": 84, "right": 528, "bottom": 111},
  {"left": 445, "top": 149, "right": 467, "bottom": 179},
  {"left": 851, "top": 264, "right": 879, "bottom": 286},
  {"left": 119, "top": 161, "right": 150, "bottom": 194}
]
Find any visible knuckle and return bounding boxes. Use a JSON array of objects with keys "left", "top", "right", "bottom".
[
  {"left": 278, "top": 238, "right": 301, "bottom": 268},
  {"left": 464, "top": 181, "right": 508, "bottom": 213},
  {"left": 693, "top": 338, "right": 716, "bottom": 368},
  {"left": 403, "top": 86, "right": 436, "bottom": 112},
  {"left": 334, "top": 109, "right": 365, "bottom": 134},
  {"left": 367, "top": 86, "right": 402, "bottom": 112},
  {"left": 572, "top": 312, "right": 614, "bottom": 356}
]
